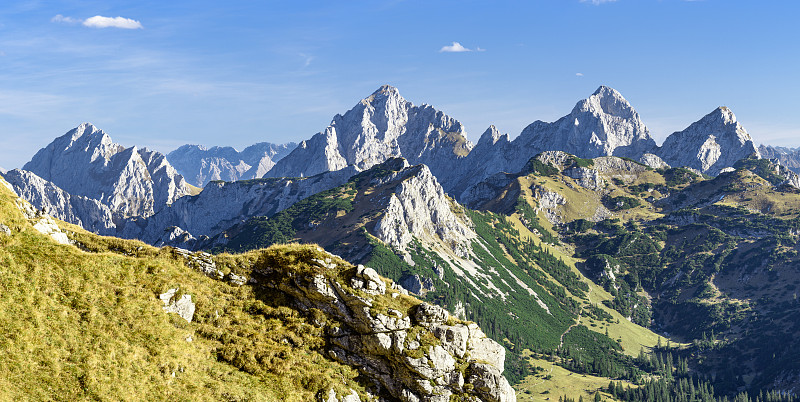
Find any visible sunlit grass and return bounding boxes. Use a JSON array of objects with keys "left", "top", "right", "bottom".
[{"left": 0, "top": 179, "right": 366, "bottom": 401}]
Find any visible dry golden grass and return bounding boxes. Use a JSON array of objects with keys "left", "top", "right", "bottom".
[{"left": 0, "top": 180, "right": 367, "bottom": 401}]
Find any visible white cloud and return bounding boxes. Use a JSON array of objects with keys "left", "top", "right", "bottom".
[
  {"left": 299, "top": 53, "right": 314, "bottom": 67},
  {"left": 51, "top": 14, "right": 80, "bottom": 24},
  {"left": 51, "top": 14, "right": 143, "bottom": 29},
  {"left": 580, "top": 0, "right": 617, "bottom": 4},
  {"left": 439, "top": 42, "right": 472, "bottom": 53},
  {"left": 576, "top": 73, "right": 584, "bottom": 77},
  {"left": 83, "top": 15, "right": 143, "bottom": 29}
]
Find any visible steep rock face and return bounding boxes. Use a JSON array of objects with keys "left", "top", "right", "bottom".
[
  {"left": 214, "top": 157, "right": 502, "bottom": 295},
  {"left": 267, "top": 251, "right": 516, "bottom": 402},
  {"left": 167, "top": 142, "right": 297, "bottom": 187},
  {"left": 265, "top": 85, "right": 472, "bottom": 185},
  {"left": 122, "top": 167, "right": 358, "bottom": 246},
  {"left": 450, "top": 86, "right": 655, "bottom": 199},
  {"left": 517, "top": 86, "right": 655, "bottom": 159},
  {"left": 778, "top": 166, "right": 800, "bottom": 189},
  {"left": 23, "top": 123, "right": 193, "bottom": 219},
  {"left": 2, "top": 169, "right": 116, "bottom": 234},
  {"left": 658, "top": 107, "right": 760, "bottom": 175},
  {"left": 373, "top": 161, "right": 476, "bottom": 260},
  {"left": 759, "top": 145, "right": 800, "bottom": 174},
  {"left": 459, "top": 171, "right": 518, "bottom": 212},
  {"left": 447, "top": 126, "right": 518, "bottom": 198}
]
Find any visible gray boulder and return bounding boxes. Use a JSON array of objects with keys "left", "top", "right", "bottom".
[
  {"left": 413, "top": 302, "right": 449, "bottom": 326},
  {"left": 159, "top": 288, "right": 196, "bottom": 323}
]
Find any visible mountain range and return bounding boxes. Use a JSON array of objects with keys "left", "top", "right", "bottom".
[
  {"left": 3, "top": 85, "right": 800, "bottom": 401},
  {"left": 167, "top": 142, "right": 297, "bottom": 187},
  {"left": 759, "top": 145, "right": 800, "bottom": 173}
]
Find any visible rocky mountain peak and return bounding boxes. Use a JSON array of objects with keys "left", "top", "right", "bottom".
[
  {"left": 513, "top": 86, "right": 654, "bottom": 160},
  {"left": 360, "top": 85, "right": 406, "bottom": 114},
  {"left": 69, "top": 122, "right": 102, "bottom": 140},
  {"left": 370, "top": 84, "right": 401, "bottom": 98},
  {"left": 265, "top": 86, "right": 471, "bottom": 183},
  {"left": 716, "top": 106, "right": 736, "bottom": 122},
  {"left": 21, "top": 124, "right": 192, "bottom": 219},
  {"left": 476, "top": 125, "right": 508, "bottom": 147},
  {"left": 372, "top": 159, "right": 476, "bottom": 261},
  {"left": 57, "top": 122, "right": 121, "bottom": 164},
  {"left": 577, "top": 86, "right": 638, "bottom": 120},
  {"left": 658, "top": 106, "right": 760, "bottom": 175},
  {"left": 699, "top": 106, "right": 742, "bottom": 132}
]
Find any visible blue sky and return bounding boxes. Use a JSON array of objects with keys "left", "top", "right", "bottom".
[{"left": 1, "top": 0, "right": 798, "bottom": 169}]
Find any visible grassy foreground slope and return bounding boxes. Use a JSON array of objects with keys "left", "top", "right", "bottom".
[{"left": 0, "top": 179, "right": 373, "bottom": 400}]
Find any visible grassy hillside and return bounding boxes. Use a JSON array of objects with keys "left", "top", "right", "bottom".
[
  {"left": 515, "top": 354, "right": 635, "bottom": 402},
  {"left": 0, "top": 180, "right": 376, "bottom": 400}
]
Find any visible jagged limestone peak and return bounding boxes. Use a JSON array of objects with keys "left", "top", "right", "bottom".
[
  {"left": 361, "top": 84, "right": 405, "bottom": 108},
  {"left": 659, "top": 106, "right": 760, "bottom": 175},
  {"left": 68, "top": 122, "right": 104, "bottom": 141},
  {"left": 575, "top": 85, "right": 640, "bottom": 121},
  {"left": 514, "top": 85, "right": 655, "bottom": 162},
  {"left": 694, "top": 106, "right": 751, "bottom": 143},
  {"left": 265, "top": 86, "right": 472, "bottom": 182},
  {"left": 476, "top": 125, "right": 509, "bottom": 147},
  {"left": 58, "top": 122, "right": 121, "bottom": 163},
  {"left": 20, "top": 124, "right": 192, "bottom": 220},
  {"left": 371, "top": 84, "right": 401, "bottom": 97}
]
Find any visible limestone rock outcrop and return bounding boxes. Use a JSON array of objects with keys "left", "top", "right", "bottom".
[
  {"left": 31, "top": 215, "right": 72, "bottom": 245},
  {"left": 159, "top": 288, "right": 196, "bottom": 323},
  {"left": 242, "top": 248, "right": 517, "bottom": 402},
  {"left": 639, "top": 153, "right": 670, "bottom": 169},
  {"left": 371, "top": 160, "right": 476, "bottom": 260}
]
